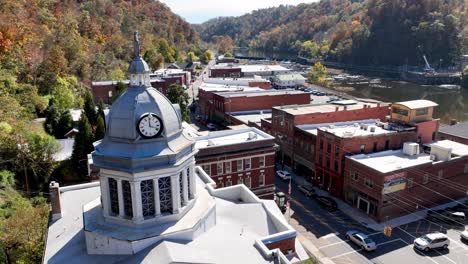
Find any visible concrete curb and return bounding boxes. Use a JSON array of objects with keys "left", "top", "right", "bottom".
[{"left": 298, "top": 236, "right": 336, "bottom": 264}]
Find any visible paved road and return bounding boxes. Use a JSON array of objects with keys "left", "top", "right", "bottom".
[
  {"left": 187, "top": 59, "right": 215, "bottom": 104},
  {"left": 275, "top": 177, "right": 468, "bottom": 264}
]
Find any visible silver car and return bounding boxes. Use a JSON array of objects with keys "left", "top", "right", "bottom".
[
  {"left": 345, "top": 230, "right": 377, "bottom": 251},
  {"left": 414, "top": 233, "right": 449, "bottom": 252}
]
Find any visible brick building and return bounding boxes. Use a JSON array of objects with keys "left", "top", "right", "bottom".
[
  {"left": 263, "top": 100, "right": 390, "bottom": 172},
  {"left": 211, "top": 90, "right": 310, "bottom": 124},
  {"left": 209, "top": 66, "right": 242, "bottom": 78},
  {"left": 344, "top": 140, "right": 468, "bottom": 222},
  {"left": 194, "top": 127, "right": 277, "bottom": 198},
  {"left": 438, "top": 121, "right": 468, "bottom": 145}
]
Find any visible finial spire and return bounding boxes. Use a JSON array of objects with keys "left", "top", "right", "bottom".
[{"left": 133, "top": 31, "right": 140, "bottom": 58}]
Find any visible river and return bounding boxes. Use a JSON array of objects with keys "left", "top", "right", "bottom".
[{"left": 234, "top": 48, "right": 467, "bottom": 124}]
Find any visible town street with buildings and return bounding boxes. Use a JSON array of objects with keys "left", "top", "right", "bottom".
[{"left": 46, "top": 34, "right": 468, "bottom": 264}]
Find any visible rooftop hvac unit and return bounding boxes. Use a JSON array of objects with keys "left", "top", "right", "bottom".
[
  {"left": 430, "top": 154, "right": 436, "bottom": 161},
  {"left": 354, "top": 123, "right": 359, "bottom": 127},
  {"left": 403, "top": 142, "right": 419, "bottom": 156},
  {"left": 248, "top": 132, "right": 258, "bottom": 140},
  {"left": 370, "top": 126, "right": 376, "bottom": 133},
  {"left": 207, "top": 140, "right": 215, "bottom": 146},
  {"left": 383, "top": 124, "right": 390, "bottom": 130}
]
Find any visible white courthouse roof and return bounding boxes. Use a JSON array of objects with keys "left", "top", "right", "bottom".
[
  {"left": 393, "top": 100, "right": 438, "bottom": 109},
  {"left": 43, "top": 168, "right": 305, "bottom": 264},
  {"left": 195, "top": 127, "right": 274, "bottom": 149}
]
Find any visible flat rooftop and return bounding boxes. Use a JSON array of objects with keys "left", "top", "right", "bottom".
[
  {"left": 393, "top": 99, "right": 438, "bottom": 109},
  {"left": 349, "top": 149, "right": 433, "bottom": 174},
  {"left": 199, "top": 83, "right": 264, "bottom": 92},
  {"left": 215, "top": 89, "right": 307, "bottom": 98},
  {"left": 349, "top": 140, "right": 468, "bottom": 173},
  {"left": 274, "top": 73, "right": 306, "bottom": 81},
  {"left": 228, "top": 110, "right": 272, "bottom": 125},
  {"left": 240, "top": 64, "right": 290, "bottom": 73},
  {"left": 275, "top": 100, "right": 388, "bottom": 115},
  {"left": 195, "top": 127, "right": 274, "bottom": 149},
  {"left": 439, "top": 122, "right": 468, "bottom": 139}
]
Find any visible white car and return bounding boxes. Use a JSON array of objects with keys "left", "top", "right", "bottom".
[
  {"left": 345, "top": 230, "right": 377, "bottom": 251},
  {"left": 276, "top": 170, "right": 291, "bottom": 181},
  {"left": 461, "top": 230, "right": 468, "bottom": 241},
  {"left": 414, "top": 233, "right": 449, "bottom": 252}
]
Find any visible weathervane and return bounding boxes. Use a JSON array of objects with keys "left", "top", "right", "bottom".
[{"left": 134, "top": 31, "right": 140, "bottom": 58}]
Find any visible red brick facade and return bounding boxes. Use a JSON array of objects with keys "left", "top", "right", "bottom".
[
  {"left": 314, "top": 129, "right": 418, "bottom": 198},
  {"left": 264, "top": 237, "right": 296, "bottom": 255},
  {"left": 209, "top": 67, "right": 242, "bottom": 78},
  {"left": 195, "top": 136, "right": 276, "bottom": 198},
  {"left": 344, "top": 154, "right": 468, "bottom": 222}
]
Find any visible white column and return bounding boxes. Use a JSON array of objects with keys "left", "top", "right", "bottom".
[
  {"left": 171, "top": 175, "right": 180, "bottom": 214},
  {"left": 153, "top": 179, "right": 161, "bottom": 216},
  {"left": 189, "top": 165, "right": 196, "bottom": 199},
  {"left": 131, "top": 181, "right": 144, "bottom": 222},
  {"left": 182, "top": 170, "right": 189, "bottom": 206},
  {"left": 100, "top": 176, "right": 110, "bottom": 217},
  {"left": 117, "top": 179, "right": 125, "bottom": 218}
]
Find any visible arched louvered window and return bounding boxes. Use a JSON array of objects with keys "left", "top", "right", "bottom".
[
  {"left": 108, "top": 178, "right": 119, "bottom": 215},
  {"left": 158, "top": 177, "right": 172, "bottom": 214},
  {"left": 141, "top": 180, "right": 155, "bottom": 217},
  {"left": 122, "top": 180, "right": 133, "bottom": 217}
]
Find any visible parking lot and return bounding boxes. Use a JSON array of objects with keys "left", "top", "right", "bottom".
[{"left": 275, "top": 175, "right": 468, "bottom": 264}]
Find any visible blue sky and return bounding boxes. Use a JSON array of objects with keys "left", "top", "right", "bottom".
[{"left": 159, "top": 0, "right": 318, "bottom": 24}]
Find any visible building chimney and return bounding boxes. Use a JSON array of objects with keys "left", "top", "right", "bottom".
[
  {"left": 335, "top": 106, "right": 339, "bottom": 112},
  {"left": 344, "top": 106, "right": 347, "bottom": 111},
  {"left": 49, "top": 181, "right": 62, "bottom": 221},
  {"left": 450, "top": 119, "right": 457, "bottom": 126},
  {"left": 377, "top": 103, "right": 381, "bottom": 107}
]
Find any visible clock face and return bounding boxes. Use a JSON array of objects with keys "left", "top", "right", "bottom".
[{"left": 137, "top": 113, "right": 163, "bottom": 138}]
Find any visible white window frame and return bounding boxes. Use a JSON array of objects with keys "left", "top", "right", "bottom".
[
  {"left": 226, "top": 179, "right": 232, "bottom": 187},
  {"left": 245, "top": 177, "right": 251, "bottom": 188},
  {"left": 423, "top": 174, "right": 429, "bottom": 184},
  {"left": 259, "top": 172, "right": 265, "bottom": 187},
  {"left": 407, "top": 178, "right": 414, "bottom": 189},
  {"left": 217, "top": 162, "right": 223, "bottom": 175},
  {"left": 218, "top": 178, "right": 224, "bottom": 188},
  {"left": 225, "top": 161, "right": 231, "bottom": 173},
  {"left": 352, "top": 171, "right": 359, "bottom": 181},
  {"left": 236, "top": 159, "right": 243, "bottom": 172},
  {"left": 365, "top": 178, "right": 373, "bottom": 189},
  {"left": 202, "top": 164, "right": 211, "bottom": 175},
  {"left": 238, "top": 177, "right": 243, "bottom": 185},
  {"left": 259, "top": 156, "right": 265, "bottom": 168},
  {"left": 245, "top": 158, "right": 251, "bottom": 170}
]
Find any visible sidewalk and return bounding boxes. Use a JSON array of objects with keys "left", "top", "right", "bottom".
[{"left": 286, "top": 167, "right": 468, "bottom": 232}]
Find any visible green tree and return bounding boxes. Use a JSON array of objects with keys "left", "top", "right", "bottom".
[
  {"left": 50, "top": 76, "right": 78, "bottom": 111},
  {"left": 300, "top": 41, "right": 320, "bottom": 58},
  {"left": 94, "top": 115, "right": 106, "bottom": 140},
  {"left": 55, "top": 110, "right": 73, "bottom": 139},
  {"left": 308, "top": 62, "right": 330, "bottom": 87},
  {"left": 97, "top": 99, "right": 106, "bottom": 121},
  {"left": 44, "top": 103, "right": 60, "bottom": 136},
  {"left": 167, "top": 84, "right": 189, "bottom": 122},
  {"left": 186, "top": 51, "right": 199, "bottom": 63},
  {"left": 158, "top": 38, "right": 176, "bottom": 63},
  {"left": 224, "top": 52, "right": 233, "bottom": 58},
  {"left": 112, "top": 81, "right": 127, "bottom": 103},
  {"left": 83, "top": 89, "right": 97, "bottom": 125},
  {"left": 144, "top": 47, "right": 164, "bottom": 70},
  {"left": 202, "top": 50, "right": 213, "bottom": 64},
  {"left": 71, "top": 115, "right": 94, "bottom": 176},
  {"left": 0, "top": 170, "right": 14, "bottom": 188}
]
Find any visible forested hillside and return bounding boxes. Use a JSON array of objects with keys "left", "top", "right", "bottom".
[
  {"left": 198, "top": 0, "right": 467, "bottom": 66},
  {"left": 0, "top": 1, "right": 199, "bottom": 262}
]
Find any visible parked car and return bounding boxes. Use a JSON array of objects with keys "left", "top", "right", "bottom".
[
  {"left": 298, "top": 185, "right": 316, "bottom": 197},
  {"left": 427, "top": 210, "right": 465, "bottom": 224},
  {"left": 276, "top": 170, "right": 292, "bottom": 181},
  {"left": 414, "top": 233, "right": 449, "bottom": 252},
  {"left": 345, "top": 230, "right": 377, "bottom": 251},
  {"left": 314, "top": 195, "right": 338, "bottom": 211},
  {"left": 461, "top": 230, "right": 468, "bottom": 242}
]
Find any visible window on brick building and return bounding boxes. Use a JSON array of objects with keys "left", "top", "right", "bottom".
[
  {"left": 432, "top": 132, "right": 436, "bottom": 141},
  {"left": 226, "top": 179, "right": 232, "bottom": 187},
  {"left": 225, "top": 161, "right": 231, "bottom": 173},
  {"left": 407, "top": 178, "right": 414, "bottom": 188},
  {"left": 238, "top": 177, "right": 243, "bottom": 185},
  {"left": 218, "top": 179, "right": 224, "bottom": 188},
  {"left": 385, "top": 140, "right": 390, "bottom": 150},
  {"left": 327, "top": 142, "right": 331, "bottom": 153},
  {"left": 373, "top": 142, "right": 377, "bottom": 152},
  {"left": 259, "top": 173, "right": 265, "bottom": 186},
  {"left": 217, "top": 162, "right": 223, "bottom": 175},
  {"left": 360, "top": 144, "right": 366, "bottom": 153},
  {"left": 335, "top": 145, "right": 339, "bottom": 158},
  {"left": 326, "top": 158, "right": 330, "bottom": 169},
  {"left": 365, "top": 178, "right": 374, "bottom": 189},
  {"left": 202, "top": 164, "right": 211, "bottom": 175},
  {"left": 318, "top": 154, "right": 323, "bottom": 165},
  {"left": 245, "top": 158, "right": 251, "bottom": 170},
  {"left": 334, "top": 161, "right": 339, "bottom": 172},
  {"left": 423, "top": 174, "right": 429, "bottom": 184},
  {"left": 259, "top": 156, "right": 265, "bottom": 168},
  {"left": 245, "top": 177, "right": 251, "bottom": 188},
  {"left": 320, "top": 140, "right": 324, "bottom": 150},
  {"left": 236, "top": 159, "right": 243, "bottom": 172},
  {"left": 437, "top": 170, "right": 443, "bottom": 179},
  {"left": 352, "top": 172, "right": 359, "bottom": 181}
]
